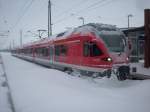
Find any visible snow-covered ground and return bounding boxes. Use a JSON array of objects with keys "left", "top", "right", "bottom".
[
  {"left": 1, "top": 53, "right": 150, "bottom": 112},
  {"left": 0, "top": 54, "right": 12, "bottom": 112}
]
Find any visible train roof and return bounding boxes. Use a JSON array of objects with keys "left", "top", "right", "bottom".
[
  {"left": 54, "top": 23, "right": 119, "bottom": 38},
  {"left": 79, "top": 23, "right": 118, "bottom": 31},
  {"left": 73, "top": 23, "right": 122, "bottom": 36},
  {"left": 17, "top": 23, "right": 121, "bottom": 49}
]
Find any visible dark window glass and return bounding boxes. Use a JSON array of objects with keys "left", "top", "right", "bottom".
[
  {"left": 98, "top": 32, "right": 126, "bottom": 52},
  {"left": 43, "top": 48, "right": 49, "bottom": 57},
  {"left": 55, "top": 45, "right": 67, "bottom": 56},
  {"left": 56, "top": 32, "right": 66, "bottom": 37},
  {"left": 35, "top": 48, "right": 43, "bottom": 56},
  {"left": 61, "top": 45, "right": 67, "bottom": 56},
  {"left": 83, "top": 42, "right": 102, "bottom": 57},
  {"left": 91, "top": 44, "right": 102, "bottom": 56},
  {"left": 55, "top": 46, "right": 60, "bottom": 56}
]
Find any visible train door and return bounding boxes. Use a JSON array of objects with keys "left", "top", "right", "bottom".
[
  {"left": 82, "top": 41, "right": 91, "bottom": 66},
  {"left": 49, "top": 46, "right": 54, "bottom": 64},
  {"left": 72, "top": 43, "right": 80, "bottom": 65},
  {"left": 67, "top": 40, "right": 81, "bottom": 65}
]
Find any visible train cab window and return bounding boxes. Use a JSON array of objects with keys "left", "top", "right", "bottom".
[
  {"left": 91, "top": 43, "right": 103, "bottom": 56},
  {"left": 83, "top": 42, "right": 102, "bottom": 57}
]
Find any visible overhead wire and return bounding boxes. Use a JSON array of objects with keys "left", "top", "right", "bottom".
[
  {"left": 82, "top": 0, "right": 118, "bottom": 15},
  {"left": 0, "top": 1, "right": 11, "bottom": 48},
  {"left": 1, "top": 0, "right": 38, "bottom": 48},
  {"left": 53, "top": 0, "right": 109, "bottom": 25},
  {"left": 53, "top": 0, "right": 105, "bottom": 24},
  {"left": 6, "top": 0, "right": 118, "bottom": 35},
  {"left": 53, "top": 0, "right": 91, "bottom": 19},
  {"left": 10, "top": 0, "right": 35, "bottom": 33},
  {"left": 74, "top": 0, "right": 106, "bottom": 14}
]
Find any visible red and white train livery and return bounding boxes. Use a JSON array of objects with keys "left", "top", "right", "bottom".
[{"left": 11, "top": 23, "right": 130, "bottom": 80}]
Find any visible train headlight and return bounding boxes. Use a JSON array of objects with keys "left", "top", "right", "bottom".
[
  {"left": 107, "top": 57, "right": 112, "bottom": 62},
  {"left": 102, "top": 57, "right": 112, "bottom": 62},
  {"left": 126, "top": 57, "right": 129, "bottom": 61}
]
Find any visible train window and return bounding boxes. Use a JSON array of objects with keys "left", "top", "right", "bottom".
[
  {"left": 83, "top": 42, "right": 102, "bottom": 57},
  {"left": 55, "top": 46, "right": 60, "bottom": 56},
  {"left": 35, "top": 47, "right": 49, "bottom": 57},
  {"left": 43, "top": 48, "right": 49, "bottom": 57},
  {"left": 90, "top": 43, "right": 103, "bottom": 56},
  {"left": 55, "top": 45, "right": 67, "bottom": 56},
  {"left": 99, "top": 33, "right": 125, "bottom": 52},
  {"left": 61, "top": 45, "right": 67, "bottom": 56},
  {"left": 35, "top": 48, "right": 41, "bottom": 56}
]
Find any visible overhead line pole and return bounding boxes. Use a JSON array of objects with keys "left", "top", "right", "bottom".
[
  {"left": 13, "top": 40, "right": 15, "bottom": 49},
  {"left": 127, "top": 14, "right": 133, "bottom": 29},
  {"left": 20, "top": 30, "right": 22, "bottom": 47},
  {"left": 78, "top": 17, "right": 85, "bottom": 25},
  {"left": 48, "top": 0, "right": 52, "bottom": 37}
]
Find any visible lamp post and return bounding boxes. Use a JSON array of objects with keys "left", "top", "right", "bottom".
[
  {"left": 20, "top": 30, "right": 22, "bottom": 47},
  {"left": 128, "top": 14, "right": 133, "bottom": 28},
  {"left": 78, "top": 17, "right": 85, "bottom": 25}
]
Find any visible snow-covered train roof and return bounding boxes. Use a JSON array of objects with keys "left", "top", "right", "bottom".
[
  {"left": 17, "top": 23, "right": 122, "bottom": 49},
  {"left": 85, "top": 23, "right": 117, "bottom": 31},
  {"left": 53, "top": 23, "right": 119, "bottom": 39},
  {"left": 72, "top": 23, "right": 122, "bottom": 36}
]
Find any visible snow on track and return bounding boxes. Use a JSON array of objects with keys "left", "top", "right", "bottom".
[
  {"left": 0, "top": 54, "right": 12, "bottom": 112},
  {"left": 2, "top": 53, "right": 150, "bottom": 112}
]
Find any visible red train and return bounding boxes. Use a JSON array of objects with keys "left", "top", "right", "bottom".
[{"left": 11, "top": 23, "right": 130, "bottom": 80}]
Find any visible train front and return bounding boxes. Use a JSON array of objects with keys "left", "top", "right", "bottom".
[{"left": 94, "top": 24, "right": 130, "bottom": 80}]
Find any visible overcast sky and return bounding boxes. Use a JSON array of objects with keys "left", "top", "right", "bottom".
[{"left": 0, "top": 0, "right": 150, "bottom": 49}]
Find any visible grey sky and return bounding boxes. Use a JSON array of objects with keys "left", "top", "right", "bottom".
[{"left": 0, "top": 0, "right": 150, "bottom": 48}]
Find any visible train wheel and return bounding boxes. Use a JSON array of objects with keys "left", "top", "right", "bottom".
[
  {"left": 117, "top": 73, "right": 127, "bottom": 81},
  {"left": 64, "top": 67, "right": 73, "bottom": 74},
  {"left": 117, "top": 66, "right": 130, "bottom": 81}
]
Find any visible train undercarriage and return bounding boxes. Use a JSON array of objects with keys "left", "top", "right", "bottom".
[
  {"left": 63, "top": 65, "right": 130, "bottom": 81},
  {"left": 12, "top": 54, "right": 130, "bottom": 81}
]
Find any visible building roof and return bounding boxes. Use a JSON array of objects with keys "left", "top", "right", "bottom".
[{"left": 122, "top": 26, "right": 144, "bottom": 33}]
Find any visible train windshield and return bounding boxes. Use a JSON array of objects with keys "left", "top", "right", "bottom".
[{"left": 98, "top": 31, "right": 126, "bottom": 52}]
